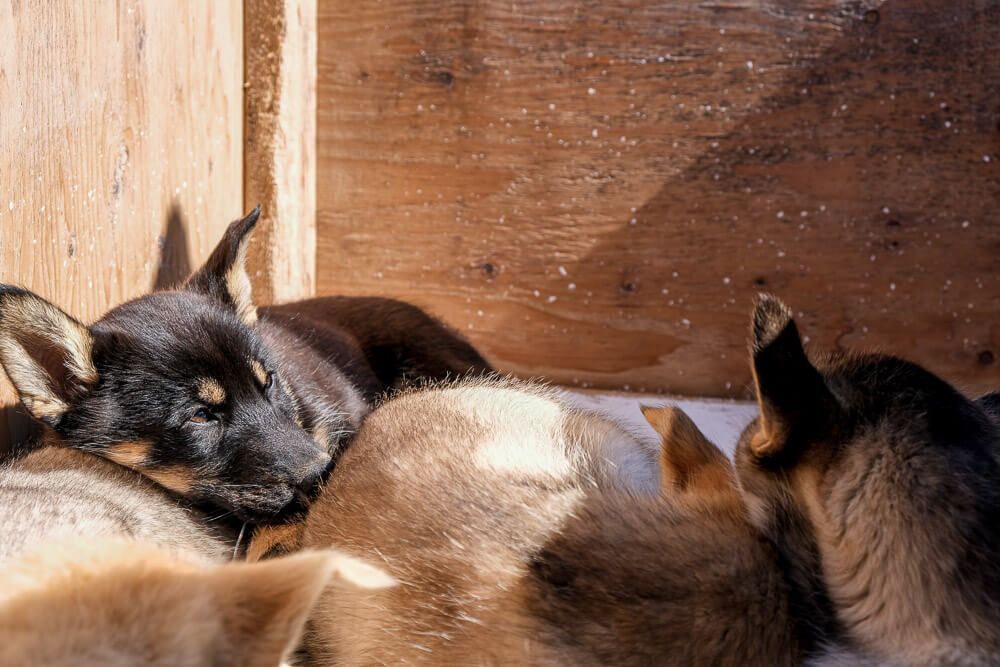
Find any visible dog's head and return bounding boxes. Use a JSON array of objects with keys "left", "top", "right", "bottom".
[
  {"left": 733, "top": 294, "right": 1000, "bottom": 652},
  {"left": 0, "top": 208, "right": 331, "bottom": 522}
]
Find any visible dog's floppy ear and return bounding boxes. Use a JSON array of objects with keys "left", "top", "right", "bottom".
[
  {"left": 749, "top": 294, "right": 839, "bottom": 459},
  {"left": 641, "top": 405, "right": 733, "bottom": 497},
  {"left": 211, "top": 549, "right": 395, "bottom": 666},
  {"left": 0, "top": 286, "right": 97, "bottom": 426},
  {"left": 185, "top": 206, "right": 261, "bottom": 326}
]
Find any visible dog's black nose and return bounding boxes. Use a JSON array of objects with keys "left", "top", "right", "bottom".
[{"left": 296, "top": 456, "right": 330, "bottom": 499}]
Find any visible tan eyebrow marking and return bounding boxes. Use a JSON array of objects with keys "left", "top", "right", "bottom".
[
  {"left": 196, "top": 377, "right": 226, "bottom": 405},
  {"left": 248, "top": 358, "right": 268, "bottom": 387}
]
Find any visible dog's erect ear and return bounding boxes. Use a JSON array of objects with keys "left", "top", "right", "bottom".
[
  {"left": 641, "top": 405, "right": 733, "bottom": 496},
  {"left": 749, "top": 294, "right": 838, "bottom": 458},
  {"left": 0, "top": 286, "right": 97, "bottom": 425},
  {"left": 211, "top": 549, "right": 395, "bottom": 666},
  {"left": 185, "top": 206, "right": 261, "bottom": 326}
]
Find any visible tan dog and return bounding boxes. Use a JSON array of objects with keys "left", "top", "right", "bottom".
[
  {"left": 268, "top": 380, "right": 819, "bottom": 665},
  {"left": 734, "top": 295, "right": 1000, "bottom": 666},
  {"left": 0, "top": 536, "right": 394, "bottom": 667}
]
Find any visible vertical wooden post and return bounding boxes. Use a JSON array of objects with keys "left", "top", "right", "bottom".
[{"left": 244, "top": 0, "right": 318, "bottom": 305}]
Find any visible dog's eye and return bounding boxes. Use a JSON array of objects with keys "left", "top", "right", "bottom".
[
  {"left": 190, "top": 408, "right": 214, "bottom": 424},
  {"left": 264, "top": 372, "right": 274, "bottom": 390}
]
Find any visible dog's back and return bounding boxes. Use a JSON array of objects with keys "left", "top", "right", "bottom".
[
  {"left": 0, "top": 536, "right": 343, "bottom": 667},
  {"left": 0, "top": 446, "right": 231, "bottom": 562},
  {"left": 296, "top": 380, "right": 802, "bottom": 665}
]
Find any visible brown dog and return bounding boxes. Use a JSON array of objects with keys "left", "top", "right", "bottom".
[
  {"left": 267, "top": 380, "right": 828, "bottom": 665},
  {"left": 0, "top": 536, "right": 395, "bottom": 667},
  {"left": 734, "top": 294, "right": 1000, "bottom": 666}
]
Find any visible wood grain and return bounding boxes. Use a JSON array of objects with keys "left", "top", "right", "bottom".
[
  {"left": 316, "top": 0, "right": 1000, "bottom": 397},
  {"left": 245, "top": 0, "right": 318, "bottom": 304},
  {"left": 0, "top": 1, "right": 243, "bottom": 444}
]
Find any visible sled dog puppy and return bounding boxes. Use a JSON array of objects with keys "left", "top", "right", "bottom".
[
  {"left": 0, "top": 206, "right": 489, "bottom": 523},
  {"left": 272, "top": 380, "right": 821, "bottom": 665},
  {"left": 0, "top": 536, "right": 394, "bottom": 667},
  {"left": 734, "top": 294, "right": 1000, "bottom": 666},
  {"left": 0, "top": 445, "right": 232, "bottom": 562}
]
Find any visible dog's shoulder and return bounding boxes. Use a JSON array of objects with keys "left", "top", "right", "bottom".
[{"left": 0, "top": 447, "right": 231, "bottom": 562}]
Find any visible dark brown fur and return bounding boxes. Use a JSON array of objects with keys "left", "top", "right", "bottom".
[{"left": 735, "top": 294, "right": 1000, "bottom": 666}]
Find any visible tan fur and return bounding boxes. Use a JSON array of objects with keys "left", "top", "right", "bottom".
[
  {"left": 103, "top": 440, "right": 153, "bottom": 468},
  {"left": 142, "top": 465, "right": 196, "bottom": 496},
  {"left": 196, "top": 377, "right": 227, "bottom": 405},
  {"left": 249, "top": 522, "right": 306, "bottom": 562},
  {"left": 249, "top": 357, "right": 269, "bottom": 387},
  {"left": 0, "top": 537, "right": 339, "bottom": 667},
  {"left": 642, "top": 405, "right": 738, "bottom": 506},
  {"left": 283, "top": 379, "right": 805, "bottom": 666},
  {"left": 102, "top": 440, "right": 196, "bottom": 495},
  {"left": 226, "top": 235, "right": 257, "bottom": 325},
  {"left": 0, "top": 447, "right": 229, "bottom": 562}
]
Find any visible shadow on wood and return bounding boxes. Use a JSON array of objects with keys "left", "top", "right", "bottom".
[
  {"left": 315, "top": 0, "right": 1000, "bottom": 397},
  {"left": 153, "top": 203, "right": 194, "bottom": 291}
]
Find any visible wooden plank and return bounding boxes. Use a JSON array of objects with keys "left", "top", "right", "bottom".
[
  {"left": 0, "top": 1, "right": 244, "bottom": 445},
  {"left": 316, "top": 0, "right": 1000, "bottom": 397},
  {"left": 245, "top": 0, "right": 318, "bottom": 304}
]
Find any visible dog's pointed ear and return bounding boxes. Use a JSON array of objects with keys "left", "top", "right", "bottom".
[
  {"left": 0, "top": 286, "right": 97, "bottom": 426},
  {"left": 185, "top": 206, "right": 261, "bottom": 326},
  {"left": 211, "top": 549, "right": 395, "bottom": 666},
  {"left": 641, "top": 405, "right": 732, "bottom": 495},
  {"left": 749, "top": 294, "right": 838, "bottom": 458}
]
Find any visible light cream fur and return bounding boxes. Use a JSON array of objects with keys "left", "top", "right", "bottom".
[
  {"left": 226, "top": 234, "right": 258, "bottom": 325},
  {"left": 0, "top": 537, "right": 339, "bottom": 667},
  {"left": 0, "top": 446, "right": 228, "bottom": 563}
]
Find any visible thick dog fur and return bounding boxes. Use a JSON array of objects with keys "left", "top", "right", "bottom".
[
  {"left": 734, "top": 294, "right": 1000, "bottom": 666},
  {"left": 0, "top": 536, "right": 392, "bottom": 667},
  {"left": 0, "top": 445, "right": 232, "bottom": 562},
  {"left": 269, "top": 379, "right": 816, "bottom": 666},
  {"left": 0, "top": 207, "right": 490, "bottom": 523}
]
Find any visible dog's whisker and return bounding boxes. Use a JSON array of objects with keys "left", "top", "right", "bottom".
[{"left": 233, "top": 522, "right": 247, "bottom": 560}]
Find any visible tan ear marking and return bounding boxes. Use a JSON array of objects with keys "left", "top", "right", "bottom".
[
  {"left": 196, "top": 377, "right": 227, "bottom": 405},
  {"left": 225, "top": 237, "right": 257, "bottom": 326},
  {"left": 248, "top": 358, "right": 268, "bottom": 387}
]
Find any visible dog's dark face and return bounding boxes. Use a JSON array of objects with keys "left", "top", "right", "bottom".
[{"left": 0, "top": 209, "right": 330, "bottom": 522}]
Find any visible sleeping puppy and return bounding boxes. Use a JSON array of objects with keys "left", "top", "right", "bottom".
[
  {"left": 0, "top": 535, "right": 394, "bottom": 667},
  {"left": 0, "top": 206, "right": 490, "bottom": 525},
  {"left": 734, "top": 294, "right": 1000, "bottom": 666},
  {"left": 256, "top": 379, "right": 832, "bottom": 665},
  {"left": 0, "top": 444, "right": 231, "bottom": 563}
]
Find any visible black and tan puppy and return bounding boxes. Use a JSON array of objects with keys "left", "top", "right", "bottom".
[
  {"left": 0, "top": 207, "right": 489, "bottom": 523},
  {"left": 735, "top": 294, "right": 1000, "bottom": 666}
]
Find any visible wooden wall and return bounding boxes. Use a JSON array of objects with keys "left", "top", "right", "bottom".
[
  {"left": 316, "top": 0, "right": 1000, "bottom": 397},
  {"left": 0, "top": 1, "right": 244, "bottom": 443}
]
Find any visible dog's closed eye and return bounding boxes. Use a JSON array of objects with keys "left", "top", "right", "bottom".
[{"left": 190, "top": 408, "right": 215, "bottom": 424}]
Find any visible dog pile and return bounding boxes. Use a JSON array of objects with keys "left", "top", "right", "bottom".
[{"left": 0, "top": 211, "right": 997, "bottom": 666}]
